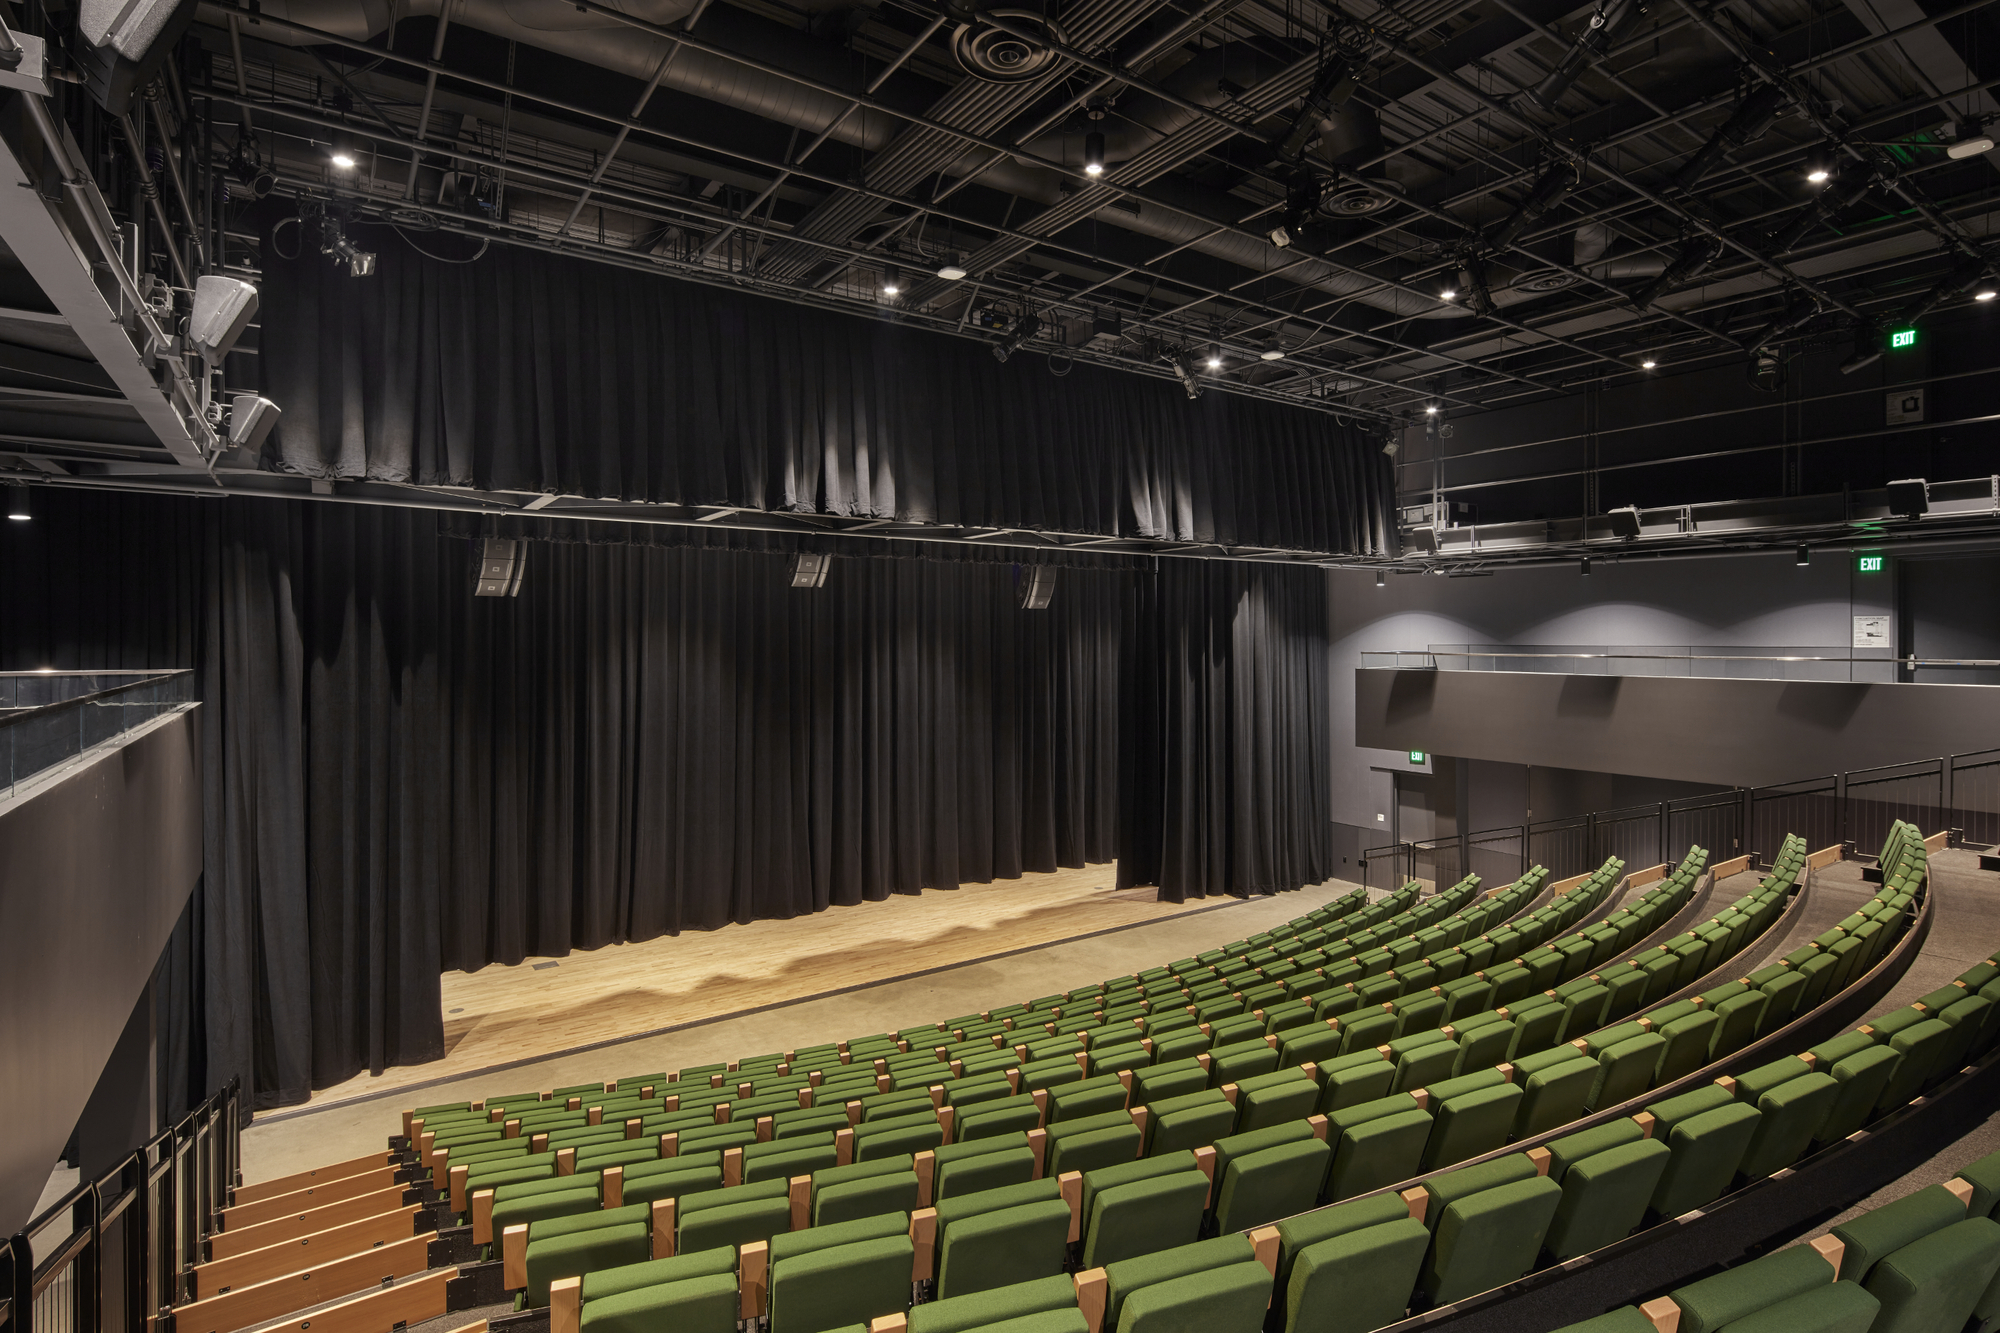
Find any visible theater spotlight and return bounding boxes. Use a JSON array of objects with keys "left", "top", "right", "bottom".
[
  {"left": 188, "top": 275, "right": 258, "bottom": 366},
  {"left": 1167, "top": 349, "right": 1203, "bottom": 400},
  {"left": 6, "top": 482, "right": 28, "bottom": 521},
  {"left": 990, "top": 308, "right": 1042, "bottom": 363},
  {"left": 319, "top": 213, "right": 376, "bottom": 277}
]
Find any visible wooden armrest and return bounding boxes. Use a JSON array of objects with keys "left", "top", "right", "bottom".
[
  {"left": 846, "top": 1100, "right": 865, "bottom": 1127},
  {"left": 869, "top": 1316, "right": 908, "bottom": 1333},
  {"left": 1250, "top": 1225, "right": 1281, "bottom": 1304},
  {"left": 936, "top": 1106, "right": 957, "bottom": 1141},
  {"left": 549, "top": 1277, "right": 581, "bottom": 1333},
  {"left": 1195, "top": 1146, "right": 1217, "bottom": 1208},
  {"left": 659, "top": 1132, "right": 679, "bottom": 1159},
  {"left": 789, "top": 1176, "right": 812, "bottom": 1231},
  {"left": 1400, "top": 1187, "right": 1428, "bottom": 1224},
  {"left": 1074, "top": 1269, "right": 1108, "bottom": 1333},
  {"left": 1809, "top": 1234, "right": 1845, "bottom": 1280},
  {"left": 740, "top": 1240, "right": 768, "bottom": 1319},
  {"left": 1027, "top": 1128, "right": 1048, "bottom": 1179},
  {"left": 910, "top": 1209, "right": 938, "bottom": 1282},
  {"left": 915, "top": 1152, "right": 936, "bottom": 1209},
  {"left": 501, "top": 1224, "right": 528, "bottom": 1291},
  {"left": 625, "top": 1117, "right": 643, "bottom": 1140},
  {"left": 836, "top": 1127, "right": 855, "bottom": 1167},
  {"left": 586, "top": 1105, "right": 603, "bottom": 1126},
  {"left": 723, "top": 1147, "right": 743, "bottom": 1188},
  {"left": 1946, "top": 1177, "right": 1977, "bottom": 1210},
  {"left": 1527, "top": 1147, "right": 1551, "bottom": 1177},
  {"left": 1307, "top": 1114, "right": 1328, "bottom": 1141},
  {"left": 650, "top": 1199, "right": 676, "bottom": 1259},
  {"left": 529, "top": 1133, "right": 549, "bottom": 1155},
  {"left": 1060, "top": 1171, "right": 1084, "bottom": 1243},
  {"left": 755, "top": 1116, "right": 774, "bottom": 1143},
  {"left": 555, "top": 1147, "right": 576, "bottom": 1177},
  {"left": 1639, "top": 1296, "right": 1681, "bottom": 1331},
  {"left": 1633, "top": 1112, "right": 1657, "bottom": 1139},
  {"left": 449, "top": 1165, "right": 469, "bottom": 1217},
  {"left": 471, "top": 1189, "right": 495, "bottom": 1245},
  {"left": 602, "top": 1166, "right": 624, "bottom": 1209}
]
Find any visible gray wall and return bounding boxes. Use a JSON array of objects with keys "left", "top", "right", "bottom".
[
  {"left": 1325, "top": 548, "right": 1924, "bottom": 839},
  {"left": 1355, "top": 668, "right": 2000, "bottom": 789},
  {"left": 0, "top": 708, "right": 202, "bottom": 1233}
]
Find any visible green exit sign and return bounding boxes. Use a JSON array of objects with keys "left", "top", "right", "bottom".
[
  {"left": 1890, "top": 328, "right": 1917, "bottom": 349},
  {"left": 1409, "top": 750, "right": 1426, "bottom": 764},
  {"left": 1858, "top": 554, "right": 1885, "bottom": 573}
]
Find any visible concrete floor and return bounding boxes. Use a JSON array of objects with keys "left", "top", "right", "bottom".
[{"left": 238, "top": 878, "right": 1361, "bottom": 1185}]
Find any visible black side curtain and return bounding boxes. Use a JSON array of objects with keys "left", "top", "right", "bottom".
[
  {"left": 3, "top": 489, "right": 1330, "bottom": 1110},
  {"left": 259, "top": 229, "right": 1396, "bottom": 559}
]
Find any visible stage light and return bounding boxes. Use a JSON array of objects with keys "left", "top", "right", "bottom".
[
  {"left": 937, "top": 255, "right": 967, "bottom": 280},
  {"left": 1580, "top": 556, "right": 1592, "bottom": 576},
  {"left": 882, "top": 265, "right": 901, "bottom": 297},
  {"left": 1167, "top": 349, "right": 1203, "bottom": 399},
  {"left": 318, "top": 214, "right": 376, "bottom": 277},
  {"left": 6, "top": 483, "right": 28, "bottom": 521},
  {"left": 1948, "top": 136, "right": 1996, "bottom": 159},
  {"left": 1674, "top": 83, "right": 1790, "bottom": 190},
  {"left": 1531, "top": 0, "right": 1646, "bottom": 109},
  {"left": 1796, "top": 544, "right": 1809, "bottom": 566},
  {"left": 990, "top": 308, "right": 1041, "bottom": 362},
  {"left": 330, "top": 151, "right": 356, "bottom": 170},
  {"left": 1640, "top": 357, "right": 1657, "bottom": 369},
  {"left": 1083, "top": 130, "right": 1104, "bottom": 177},
  {"left": 1482, "top": 160, "right": 1578, "bottom": 253},
  {"left": 1424, "top": 403, "right": 1439, "bottom": 414},
  {"left": 188, "top": 275, "right": 258, "bottom": 366},
  {"left": 1439, "top": 286, "right": 1458, "bottom": 301},
  {"left": 1206, "top": 344, "right": 1222, "bottom": 370},
  {"left": 1805, "top": 165, "right": 1829, "bottom": 184},
  {"left": 1376, "top": 570, "right": 1386, "bottom": 587},
  {"left": 1978, "top": 289, "right": 1997, "bottom": 301}
]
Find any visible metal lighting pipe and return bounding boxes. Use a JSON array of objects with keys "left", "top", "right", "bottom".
[
  {"left": 404, "top": 0, "right": 456, "bottom": 200},
  {"left": 19, "top": 96, "right": 218, "bottom": 464},
  {"left": 216, "top": 6, "right": 1591, "bottom": 402},
  {"left": 118, "top": 112, "right": 194, "bottom": 286}
]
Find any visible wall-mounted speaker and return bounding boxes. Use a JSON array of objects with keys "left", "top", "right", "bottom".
[
  {"left": 1019, "top": 565, "right": 1056, "bottom": 609},
  {"left": 474, "top": 538, "right": 526, "bottom": 597},
  {"left": 790, "top": 552, "right": 832, "bottom": 588},
  {"left": 227, "top": 394, "right": 281, "bottom": 451},
  {"left": 189, "top": 276, "right": 258, "bottom": 365},
  {"left": 1606, "top": 505, "right": 1642, "bottom": 539},
  {"left": 76, "top": 0, "right": 199, "bottom": 113}
]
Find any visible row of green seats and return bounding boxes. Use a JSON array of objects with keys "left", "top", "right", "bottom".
[{"left": 411, "top": 864, "right": 1601, "bottom": 1208}]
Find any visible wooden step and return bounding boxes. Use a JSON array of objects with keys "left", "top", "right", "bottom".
[
  {"left": 192, "top": 1207, "right": 426, "bottom": 1299},
  {"left": 224, "top": 1169, "right": 407, "bottom": 1230},
  {"left": 241, "top": 1267, "right": 454, "bottom": 1333},
  {"left": 172, "top": 1233, "right": 435, "bottom": 1333},
  {"left": 210, "top": 1190, "right": 416, "bottom": 1263},
  {"left": 233, "top": 1154, "right": 401, "bottom": 1206}
]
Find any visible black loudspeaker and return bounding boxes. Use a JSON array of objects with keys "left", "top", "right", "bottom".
[
  {"left": 789, "top": 552, "right": 832, "bottom": 588},
  {"left": 1019, "top": 565, "right": 1056, "bottom": 609},
  {"left": 1606, "top": 505, "right": 1642, "bottom": 539},
  {"left": 1885, "top": 478, "right": 1929, "bottom": 518},
  {"left": 473, "top": 538, "right": 526, "bottom": 597}
]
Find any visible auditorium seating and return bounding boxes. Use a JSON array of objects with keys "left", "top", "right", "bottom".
[
  {"left": 1554, "top": 1143, "right": 2000, "bottom": 1333},
  {"left": 360, "top": 827, "right": 1954, "bottom": 1333}
]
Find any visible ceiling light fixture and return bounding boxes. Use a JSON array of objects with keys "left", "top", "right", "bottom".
[
  {"left": 1796, "top": 544, "right": 1810, "bottom": 566},
  {"left": 1805, "top": 166, "right": 1830, "bottom": 184},
  {"left": 1424, "top": 403, "right": 1439, "bottom": 414},
  {"left": 882, "top": 265, "right": 901, "bottom": 297},
  {"left": 1376, "top": 570, "right": 1386, "bottom": 587},
  {"left": 1580, "top": 556, "right": 1592, "bottom": 576},
  {"left": 6, "top": 482, "right": 28, "bottom": 521},
  {"left": 1438, "top": 286, "right": 1458, "bottom": 301},
  {"left": 329, "top": 151, "right": 356, "bottom": 170},
  {"left": 1260, "top": 343, "right": 1286, "bottom": 361},
  {"left": 1083, "top": 129, "right": 1105, "bottom": 177},
  {"left": 1948, "top": 135, "right": 1997, "bottom": 159},
  {"left": 1640, "top": 357, "right": 1657, "bottom": 369},
  {"left": 1206, "top": 345, "right": 1223, "bottom": 370},
  {"left": 936, "top": 255, "right": 967, "bottom": 281},
  {"left": 1978, "top": 289, "right": 1998, "bottom": 301}
]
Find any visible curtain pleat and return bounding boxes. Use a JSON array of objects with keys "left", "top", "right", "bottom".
[
  {"left": 258, "top": 230, "right": 1395, "bottom": 559},
  {"left": 4, "top": 486, "right": 1333, "bottom": 1107}
]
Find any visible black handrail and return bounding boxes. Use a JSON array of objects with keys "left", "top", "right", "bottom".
[{"left": 0, "top": 672, "right": 191, "bottom": 733}]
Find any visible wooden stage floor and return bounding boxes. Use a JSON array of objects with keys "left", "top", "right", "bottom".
[{"left": 307, "top": 864, "right": 1244, "bottom": 1107}]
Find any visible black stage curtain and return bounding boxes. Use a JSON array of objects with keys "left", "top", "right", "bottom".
[
  {"left": 5, "top": 490, "right": 1139, "bottom": 1107},
  {"left": 1119, "top": 560, "right": 1333, "bottom": 899},
  {"left": 259, "top": 232, "right": 1396, "bottom": 558}
]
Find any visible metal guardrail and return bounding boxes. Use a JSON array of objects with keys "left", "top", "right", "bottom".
[
  {"left": 4, "top": 1082, "right": 239, "bottom": 1333},
  {"left": 1361, "top": 649, "right": 2000, "bottom": 671},
  {"left": 1363, "top": 747, "right": 2000, "bottom": 892},
  {"left": 0, "top": 672, "right": 194, "bottom": 799}
]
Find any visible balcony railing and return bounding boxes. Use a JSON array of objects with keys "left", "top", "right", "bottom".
[
  {"left": 1, "top": 672, "right": 195, "bottom": 800},
  {"left": 1359, "top": 646, "right": 1999, "bottom": 683}
]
